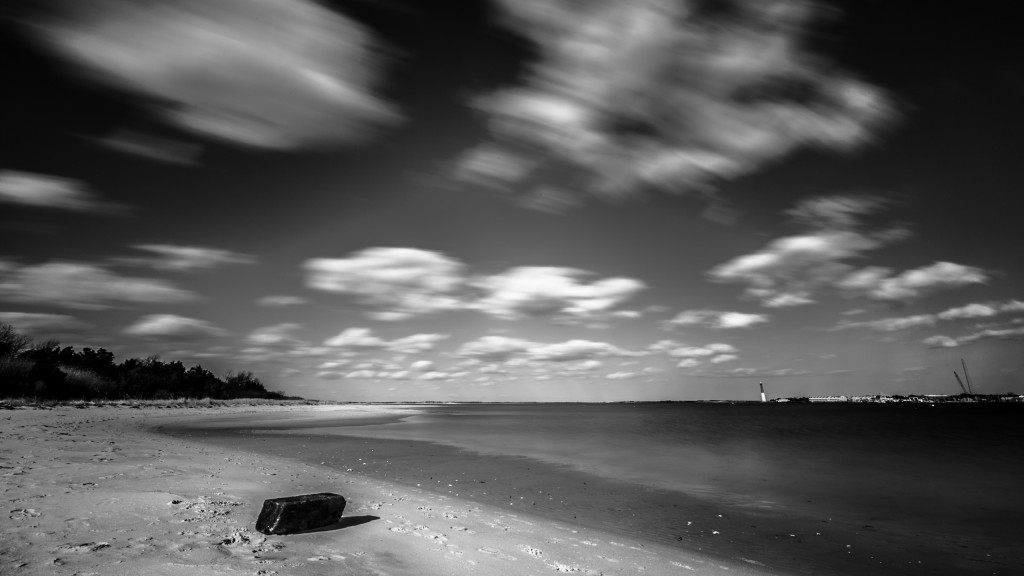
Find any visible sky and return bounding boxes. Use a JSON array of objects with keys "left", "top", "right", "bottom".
[{"left": 1, "top": 0, "right": 1022, "bottom": 402}]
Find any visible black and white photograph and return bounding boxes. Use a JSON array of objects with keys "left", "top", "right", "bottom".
[{"left": 2, "top": 1, "right": 1022, "bottom": 574}]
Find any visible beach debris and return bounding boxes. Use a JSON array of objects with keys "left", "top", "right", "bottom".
[{"left": 255, "top": 492, "right": 346, "bottom": 535}]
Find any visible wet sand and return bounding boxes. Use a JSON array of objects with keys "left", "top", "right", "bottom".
[{"left": 1, "top": 405, "right": 771, "bottom": 576}]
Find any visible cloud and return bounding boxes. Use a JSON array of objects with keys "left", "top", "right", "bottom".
[
  {"left": 710, "top": 195, "right": 985, "bottom": 306},
  {"left": 123, "top": 244, "right": 256, "bottom": 272},
  {"left": 924, "top": 326, "right": 1024, "bottom": 348},
  {"left": 0, "top": 261, "right": 197, "bottom": 310},
  {"left": 605, "top": 372, "right": 637, "bottom": 380},
  {"left": 785, "top": 195, "right": 890, "bottom": 230},
  {"left": 246, "top": 323, "right": 305, "bottom": 347},
  {"left": 0, "top": 312, "right": 90, "bottom": 334},
  {"left": 922, "top": 335, "right": 959, "bottom": 348},
  {"left": 323, "top": 327, "right": 448, "bottom": 354},
  {"left": 457, "top": 0, "right": 890, "bottom": 211},
  {"left": 839, "top": 262, "right": 988, "bottom": 302},
  {"left": 315, "top": 371, "right": 346, "bottom": 380},
  {"left": 306, "top": 247, "right": 644, "bottom": 322},
  {"left": 472, "top": 267, "right": 645, "bottom": 321},
  {"left": 455, "top": 336, "right": 537, "bottom": 362},
  {"left": 305, "top": 248, "right": 465, "bottom": 320},
  {"left": 416, "top": 371, "right": 448, "bottom": 381},
  {"left": 345, "top": 370, "right": 378, "bottom": 379},
  {"left": 388, "top": 333, "right": 450, "bottom": 354},
  {"left": 665, "top": 309, "right": 768, "bottom": 329},
  {"left": 662, "top": 342, "right": 739, "bottom": 367},
  {"left": 455, "top": 335, "right": 643, "bottom": 363},
  {"left": 834, "top": 314, "right": 937, "bottom": 332},
  {"left": 527, "top": 339, "right": 645, "bottom": 362},
  {"left": 33, "top": 0, "right": 397, "bottom": 150},
  {"left": 834, "top": 300, "right": 1024, "bottom": 333},
  {"left": 256, "top": 295, "right": 308, "bottom": 307},
  {"left": 936, "top": 303, "right": 999, "bottom": 320},
  {"left": 410, "top": 360, "right": 434, "bottom": 371},
  {"left": 123, "top": 314, "right": 227, "bottom": 339},
  {"left": 98, "top": 130, "right": 203, "bottom": 165},
  {"left": 0, "top": 170, "right": 126, "bottom": 213},
  {"left": 708, "top": 229, "right": 885, "bottom": 306}
]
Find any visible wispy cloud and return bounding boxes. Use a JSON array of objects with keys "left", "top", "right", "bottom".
[
  {"left": 0, "top": 261, "right": 197, "bottom": 310},
  {"left": 121, "top": 244, "right": 257, "bottom": 272},
  {"left": 0, "top": 170, "right": 127, "bottom": 213},
  {"left": 665, "top": 309, "right": 768, "bottom": 329},
  {"left": 323, "top": 327, "right": 448, "bottom": 354},
  {"left": 33, "top": 0, "right": 398, "bottom": 150},
  {"left": 656, "top": 342, "right": 739, "bottom": 367},
  {"left": 924, "top": 326, "right": 1024, "bottom": 348},
  {"left": 0, "top": 312, "right": 90, "bottom": 335},
  {"left": 98, "top": 130, "right": 203, "bottom": 165},
  {"left": 455, "top": 336, "right": 644, "bottom": 363},
  {"left": 836, "top": 262, "right": 987, "bottom": 302},
  {"left": 834, "top": 300, "right": 1024, "bottom": 333},
  {"left": 709, "top": 194, "right": 983, "bottom": 306},
  {"left": 472, "top": 267, "right": 645, "bottom": 321},
  {"left": 305, "top": 247, "right": 645, "bottom": 322},
  {"left": 457, "top": 0, "right": 891, "bottom": 211},
  {"left": 123, "top": 314, "right": 227, "bottom": 340},
  {"left": 256, "top": 295, "right": 309, "bottom": 307},
  {"left": 305, "top": 248, "right": 465, "bottom": 321},
  {"left": 246, "top": 323, "right": 306, "bottom": 348}
]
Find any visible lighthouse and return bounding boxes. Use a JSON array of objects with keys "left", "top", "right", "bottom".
[{"left": 759, "top": 382, "right": 767, "bottom": 403}]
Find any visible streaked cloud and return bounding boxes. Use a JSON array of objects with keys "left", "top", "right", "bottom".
[
  {"left": 305, "top": 246, "right": 644, "bottom": 322},
  {"left": 0, "top": 170, "right": 126, "bottom": 213},
  {"left": 527, "top": 339, "right": 645, "bottom": 362},
  {"left": 605, "top": 372, "right": 637, "bottom": 380},
  {"left": 246, "top": 323, "right": 305, "bottom": 347},
  {"left": 660, "top": 342, "right": 739, "bottom": 368},
  {"left": 98, "top": 130, "right": 203, "bottom": 165},
  {"left": 455, "top": 335, "right": 644, "bottom": 363},
  {"left": 785, "top": 195, "right": 891, "bottom": 230},
  {"left": 709, "top": 229, "right": 885, "bottom": 307},
  {"left": 472, "top": 267, "right": 645, "bottom": 320},
  {"left": 305, "top": 248, "right": 465, "bottom": 321},
  {"left": 120, "top": 244, "right": 256, "bottom": 272},
  {"left": 665, "top": 309, "right": 768, "bottom": 329},
  {"left": 123, "top": 314, "right": 227, "bottom": 339},
  {"left": 834, "top": 314, "right": 937, "bottom": 332},
  {"left": 256, "top": 295, "right": 309, "bottom": 307},
  {"left": 33, "top": 0, "right": 398, "bottom": 150},
  {"left": 458, "top": 0, "right": 891, "bottom": 211},
  {"left": 834, "top": 300, "right": 1024, "bottom": 334},
  {"left": 837, "top": 262, "right": 987, "bottom": 302},
  {"left": 0, "top": 312, "right": 90, "bottom": 334},
  {"left": 924, "top": 326, "right": 1024, "bottom": 348},
  {"left": 710, "top": 195, "right": 983, "bottom": 306},
  {"left": 0, "top": 261, "right": 197, "bottom": 310},
  {"left": 323, "top": 327, "right": 448, "bottom": 354}
]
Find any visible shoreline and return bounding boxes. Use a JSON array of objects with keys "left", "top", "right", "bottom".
[{"left": 2, "top": 404, "right": 769, "bottom": 576}]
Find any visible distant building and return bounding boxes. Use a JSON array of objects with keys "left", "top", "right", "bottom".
[{"left": 808, "top": 395, "right": 848, "bottom": 403}]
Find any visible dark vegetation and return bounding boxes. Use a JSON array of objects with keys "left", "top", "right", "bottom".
[{"left": 1, "top": 323, "right": 299, "bottom": 401}]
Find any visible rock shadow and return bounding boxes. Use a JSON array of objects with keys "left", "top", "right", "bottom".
[{"left": 289, "top": 515, "right": 380, "bottom": 534}]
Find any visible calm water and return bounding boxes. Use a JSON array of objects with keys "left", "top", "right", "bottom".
[{"left": 172, "top": 402, "right": 1024, "bottom": 575}]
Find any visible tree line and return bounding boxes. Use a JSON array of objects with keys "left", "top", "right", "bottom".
[{"left": 1, "top": 323, "right": 296, "bottom": 401}]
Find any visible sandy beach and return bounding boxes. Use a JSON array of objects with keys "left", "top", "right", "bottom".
[{"left": 1, "top": 405, "right": 770, "bottom": 576}]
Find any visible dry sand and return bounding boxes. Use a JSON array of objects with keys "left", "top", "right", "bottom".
[{"left": 1, "top": 405, "right": 776, "bottom": 576}]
